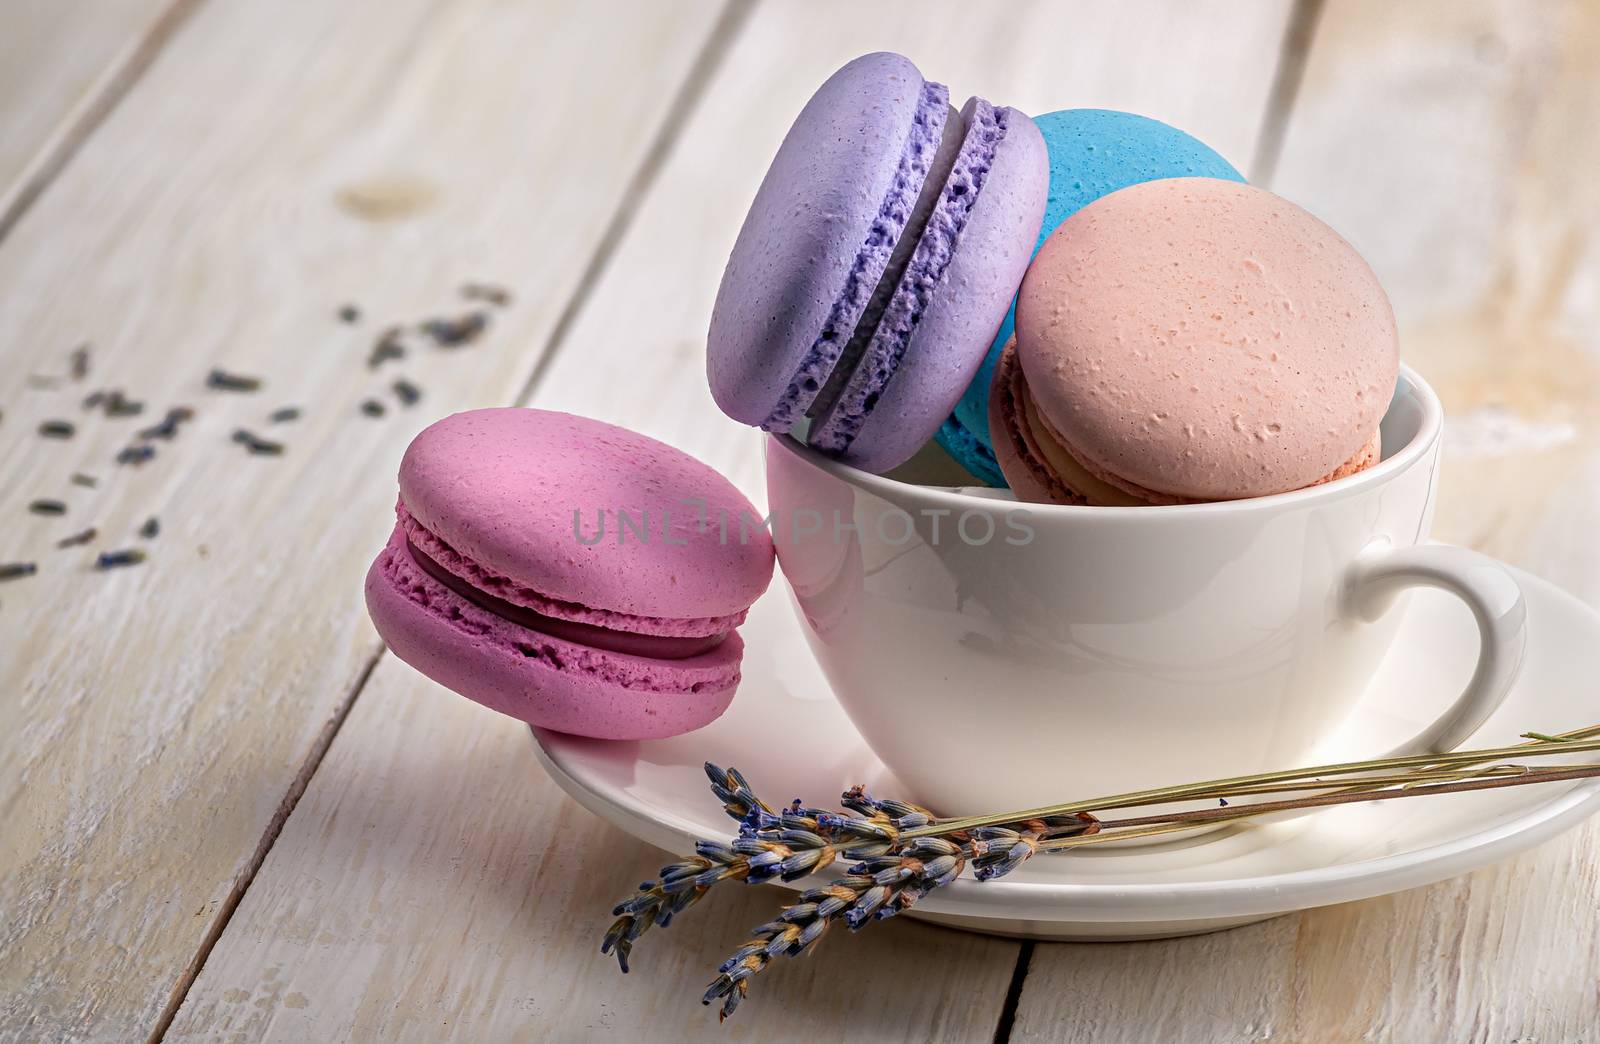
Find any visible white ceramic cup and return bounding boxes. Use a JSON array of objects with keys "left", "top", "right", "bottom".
[{"left": 764, "top": 366, "right": 1526, "bottom": 814}]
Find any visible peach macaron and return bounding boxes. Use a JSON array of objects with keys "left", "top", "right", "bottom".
[{"left": 992, "top": 177, "right": 1398, "bottom": 505}]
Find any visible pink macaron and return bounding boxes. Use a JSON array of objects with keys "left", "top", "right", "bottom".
[
  {"left": 993, "top": 177, "right": 1398, "bottom": 505},
  {"left": 365, "top": 408, "right": 775, "bottom": 739}
]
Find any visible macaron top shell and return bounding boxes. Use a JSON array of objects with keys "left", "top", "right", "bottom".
[
  {"left": 398, "top": 408, "right": 774, "bottom": 623},
  {"left": 938, "top": 109, "right": 1243, "bottom": 484},
  {"left": 1016, "top": 177, "right": 1398, "bottom": 501},
  {"left": 707, "top": 52, "right": 944, "bottom": 430}
]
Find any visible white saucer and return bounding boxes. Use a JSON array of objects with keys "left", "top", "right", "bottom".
[{"left": 533, "top": 563, "right": 1600, "bottom": 940}]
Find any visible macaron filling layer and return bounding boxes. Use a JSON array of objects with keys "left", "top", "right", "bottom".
[
  {"left": 804, "top": 100, "right": 966, "bottom": 434},
  {"left": 375, "top": 528, "right": 741, "bottom": 693},
  {"left": 405, "top": 538, "right": 727, "bottom": 660},
  {"left": 811, "top": 98, "right": 1008, "bottom": 454},
  {"left": 397, "top": 501, "right": 743, "bottom": 638},
  {"left": 762, "top": 79, "right": 952, "bottom": 433},
  {"left": 1020, "top": 388, "right": 1143, "bottom": 506}
]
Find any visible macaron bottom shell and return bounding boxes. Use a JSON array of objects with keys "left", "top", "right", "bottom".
[
  {"left": 990, "top": 342, "right": 1384, "bottom": 507},
  {"left": 934, "top": 415, "right": 1008, "bottom": 486},
  {"left": 366, "top": 528, "right": 740, "bottom": 740}
]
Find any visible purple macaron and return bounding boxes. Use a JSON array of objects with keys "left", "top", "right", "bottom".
[
  {"left": 707, "top": 52, "right": 1047, "bottom": 474},
  {"left": 365, "top": 408, "right": 775, "bottom": 740}
]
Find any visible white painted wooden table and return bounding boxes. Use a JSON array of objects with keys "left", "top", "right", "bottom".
[{"left": 3, "top": 1, "right": 1597, "bottom": 1040}]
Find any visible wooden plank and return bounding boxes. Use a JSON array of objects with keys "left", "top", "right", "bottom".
[
  {"left": 1269, "top": 0, "right": 1600, "bottom": 599},
  {"left": 0, "top": 0, "right": 186, "bottom": 229},
  {"left": 164, "top": 663, "right": 1022, "bottom": 1042},
  {"left": 0, "top": 0, "right": 729, "bottom": 1038},
  {"left": 168, "top": 1, "right": 1296, "bottom": 1039},
  {"left": 1015, "top": 1, "right": 1600, "bottom": 1040},
  {"left": 1012, "top": 921, "right": 1301, "bottom": 1043}
]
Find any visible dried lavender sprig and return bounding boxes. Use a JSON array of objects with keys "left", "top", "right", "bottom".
[
  {"left": 602, "top": 833, "right": 832, "bottom": 975},
  {"left": 604, "top": 765, "right": 1093, "bottom": 1017},
  {"left": 600, "top": 872, "right": 712, "bottom": 975},
  {"left": 610, "top": 731, "right": 1600, "bottom": 1020},
  {"left": 602, "top": 767, "right": 865, "bottom": 973},
  {"left": 701, "top": 817, "right": 1098, "bottom": 1020},
  {"left": 702, "top": 757, "right": 1600, "bottom": 1017},
  {"left": 906, "top": 732, "right": 1600, "bottom": 838},
  {"left": 1052, "top": 761, "right": 1600, "bottom": 843}
]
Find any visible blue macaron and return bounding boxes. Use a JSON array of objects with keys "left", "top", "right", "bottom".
[{"left": 933, "top": 109, "right": 1245, "bottom": 486}]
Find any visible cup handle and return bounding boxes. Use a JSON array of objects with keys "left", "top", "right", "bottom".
[{"left": 1343, "top": 541, "right": 1528, "bottom": 757}]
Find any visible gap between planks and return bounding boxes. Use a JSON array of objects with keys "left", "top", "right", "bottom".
[
  {"left": 141, "top": 1, "right": 755, "bottom": 1039},
  {"left": 991, "top": 940, "right": 1035, "bottom": 1044},
  {"left": 144, "top": 648, "right": 382, "bottom": 1044},
  {"left": 0, "top": 0, "right": 208, "bottom": 246}
]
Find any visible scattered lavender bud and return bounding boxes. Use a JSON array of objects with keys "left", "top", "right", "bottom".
[
  {"left": 95, "top": 548, "right": 146, "bottom": 569},
  {"left": 231, "top": 429, "right": 284, "bottom": 455},
  {"left": 116, "top": 444, "right": 156, "bottom": 466},
  {"left": 367, "top": 327, "right": 406, "bottom": 369},
  {"left": 268, "top": 406, "right": 301, "bottom": 424},
  {"left": 0, "top": 562, "right": 38, "bottom": 581},
  {"left": 70, "top": 473, "right": 97, "bottom": 488},
  {"left": 81, "top": 388, "right": 145, "bottom": 417},
  {"left": 139, "top": 517, "right": 160, "bottom": 539},
  {"left": 39, "top": 420, "right": 76, "bottom": 439},
  {"left": 56, "top": 527, "right": 97, "bottom": 548},
  {"left": 391, "top": 379, "right": 421, "bottom": 406},
  {"left": 420, "top": 311, "right": 489, "bottom": 347},
  {"left": 461, "top": 282, "right": 512, "bottom": 307},
  {"left": 207, "top": 368, "right": 263, "bottom": 392},
  {"left": 360, "top": 399, "right": 386, "bottom": 418},
  {"left": 70, "top": 344, "right": 91, "bottom": 380},
  {"left": 28, "top": 499, "right": 67, "bottom": 516},
  {"left": 104, "top": 390, "right": 144, "bottom": 417},
  {"left": 137, "top": 406, "right": 194, "bottom": 440},
  {"left": 338, "top": 304, "right": 361, "bottom": 323}
]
